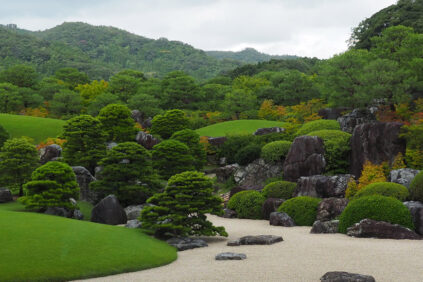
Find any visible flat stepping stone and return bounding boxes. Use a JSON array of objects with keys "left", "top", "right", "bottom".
[
  {"left": 320, "top": 271, "right": 375, "bottom": 282},
  {"left": 227, "top": 235, "right": 283, "bottom": 246},
  {"left": 166, "top": 237, "right": 208, "bottom": 251},
  {"left": 215, "top": 252, "right": 247, "bottom": 260}
]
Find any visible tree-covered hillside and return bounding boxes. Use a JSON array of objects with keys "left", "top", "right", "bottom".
[{"left": 206, "top": 48, "right": 298, "bottom": 64}]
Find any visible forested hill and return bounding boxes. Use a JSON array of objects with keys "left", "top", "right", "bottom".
[{"left": 206, "top": 48, "right": 298, "bottom": 64}]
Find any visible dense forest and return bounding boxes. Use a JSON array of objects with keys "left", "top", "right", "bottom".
[{"left": 206, "top": 48, "right": 298, "bottom": 64}]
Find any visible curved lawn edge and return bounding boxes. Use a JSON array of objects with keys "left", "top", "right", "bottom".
[{"left": 195, "top": 120, "right": 286, "bottom": 137}]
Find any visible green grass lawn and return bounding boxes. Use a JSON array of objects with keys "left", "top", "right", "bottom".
[
  {"left": 0, "top": 203, "right": 177, "bottom": 282},
  {"left": 0, "top": 114, "right": 65, "bottom": 144},
  {"left": 195, "top": 120, "right": 286, "bottom": 137}
]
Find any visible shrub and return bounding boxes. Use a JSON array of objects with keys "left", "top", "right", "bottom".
[
  {"left": 0, "top": 124, "right": 9, "bottom": 148},
  {"left": 98, "top": 104, "right": 137, "bottom": 142},
  {"left": 400, "top": 124, "right": 423, "bottom": 169},
  {"left": 234, "top": 144, "right": 262, "bottom": 166},
  {"left": 170, "top": 129, "right": 206, "bottom": 170},
  {"left": 354, "top": 182, "right": 409, "bottom": 201},
  {"left": 277, "top": 196, "right": 321, "bottom": 226},
  {"left": 227, "top": 190, "right": 266, "bottom": 219},
  {"left": 345, "top": 178, "right": 359, "bottom": 199},
  {"left": 217, "top": 134, "right": 255, "bottom": 164},
  {"left": 295, "top": 119, "right": 340, "bottom": 137},
  {"left": 338, "top": 195, "right": 414, "bottom": 233},
  {"left": 150, "top": 109, "right": 190, "bottom": 139},
  {"left": 261, "top": 141, "right": 292, "bottom": 163},
  {"left": 409, "top": 171, "right": 423, "bottom": 202},
  {"left": 261, "top": 181, "right": 296, "bottom": 199}
]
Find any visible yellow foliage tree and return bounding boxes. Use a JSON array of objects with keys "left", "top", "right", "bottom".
[{"left": 357, "top": 160, "right": 387, "bottom": 190}]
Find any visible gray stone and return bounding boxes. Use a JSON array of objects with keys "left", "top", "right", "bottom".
[
  {"left": 403, "top": 201, "right": 423, "bottom": 235},
  {"left": 135, "top": 131, "right": 160, "bottom": 150},
  {"left": 91, "top": 195, "right": 127, "bottom": 225},
  {"left": 253, "top": 127, "right": 285, "bottom": 136},
  {"left": 337, "top": 108, "right": 376, "bottom": 134},
  {"left": 227, "top": 235, "right": 283, "bottom": 246},
  {"left": 0, "top": 188, "right": 13, "bottom": 203},
  {"left": 166, "top": 237, "right": 208, "bottom": 251},
  {"left": 208, "top": 136, "right": 227, "bottom": 147},
  {"left": 390, "top": 168, "right": 420, "bottom": 189},
  {"left": 131, "top": 110, "right": 152, "bottom": 128},
  {"left": 262, "top": 198, "right": 284, "bottom": 220},
  {"left": 347, "top": 218, "right": 421, "bottom": 240},
  {"left": 72, "top": 166, "right": 98, "bottom": 203},
  {"left": 269, "top": 212, "right": 295, "bottom": 227},
  {"left": 320, "top": 271, "right": 375, "bottom": 282},
  {"left": 106, "top": 142, "right": 118, "bottom": 150},
  {"left": 316, "top": 198, "right": 349, "bottom": 222},
  {"left": 295, "top": 175, "right": 353, "bottom": 198},
  {"left": 215, "top": 164, "right": 240, "bottom": 183},
  {"left": 215, "top": 252, "right": 247, "bottom": 260},
  {"left": 311, "top": 220, "right": 339, "bottom": 234},
  {"left": 125, "top": 219, "right": 142, "bottom": 229},
  {"left": 222, "top": 208, "right": 237, "bottom": 218},
  {"left": 234, "top": 159, "right": 283, "bottom": 189},
  {"left": 124, "top": 204, "right": 154, "bottom": 220},
  {"left": 318, "top": 108, "right": 349, "bottom": 120},
  {"left": 45, "top": 207, "right": 71, "bottom": 218},
  {"left": 39, "top": 144, "right": 62, "bottom": 164},
  {"left": 73, "top": 209, "right": 84, "bottom": 220}
]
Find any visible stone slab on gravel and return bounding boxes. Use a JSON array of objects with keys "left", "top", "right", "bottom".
[
  {"left": 311, "top": 220, "right": 339, "bottom": 234},
  {"left": 215, "top": 252, "right": 247, "bottom": 260},
  {"left": 320, "top": 271, "right": 375, "bottom": 282},
  {"left": 347, "top": 219, "right": 421, "bottom": 240},
  {"left": 269, "top": 212, "right": 295, "bottom": 227},
  {"left": 166, "top": 237, "right": 208, "bottom": 251},
  {"left": 228, "top": 235, "right": 283, "bottom": 246}
]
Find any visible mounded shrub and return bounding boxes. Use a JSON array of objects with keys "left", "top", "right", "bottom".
[
  {"left": 217, "top": 134, "right": 255, "bottom": 164},
  {"left": 338, "top": 195, "right": 414, "bottom": 233},
  {"left": 170, "top": 129, "right": 206, "bottom": 170},
  {"left": 409, "top": 171, "right": 423, "bottom": 202},
  {"left": 150, "top": 109, "right": 190, "bottom": 139},
  {"left": 261, "top": 181, "right": 296, "bottom": 199},
  {"left": 234, "top": 144, "right": 262, "bottom": 166},
  {"left": 261, "top": 141, "right": 292, "bottom": 163},
  {"left": 227, "top": 190, "right": 266, "bottom": 219},
  {"left": 277, "top": 196, "right": 321, "bottom": 226},
  {"left": 295, "top": 119, "right": 340, "bottom": 137},
  {"left": 354, "top": 182, "right": 409, "bottom": 201}
]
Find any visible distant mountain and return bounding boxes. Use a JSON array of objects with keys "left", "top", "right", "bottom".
[{"left": 206, "top": 48, "right": 298, "bottom": 64}]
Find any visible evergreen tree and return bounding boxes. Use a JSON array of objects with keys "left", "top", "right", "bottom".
[
  {"left": 170, "top": 129, "right": 206, "bottom": 170},
  {"left": 152, "top": 140, "right": 194, "bottom": 179},
  {"left": 150, "top": 109, "right": 190, "bottom": 139},
  {"left": 97, "top": 104, "right": 137, "bottom": 142}
]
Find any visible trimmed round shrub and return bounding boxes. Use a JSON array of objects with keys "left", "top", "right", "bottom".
[
  {"left": 409, "top": 171, "right": 423, "bottom": 202},
  {"left": 261, "top": 181, "right": 296, "bottom": 199},
  {"left": 234, "top": 144, "right": 262, "bottom": 166},
  {"left": 338, "top": 195, "right": 414, "bottom": 233},
  {"left": 295, "top": 120, "right": 340, "bottom": 137},
  {"left": 261, "top": 141, "right": 292, "bottom": 163},
  {"left": 227, "top": 190, "right": 266, "bottom": 219},
  {"left": 354, "top": 182, "right": 409, "bottom": 201},
  {"left": 278, "top": 196, "right": 321, "bottom": 226}
]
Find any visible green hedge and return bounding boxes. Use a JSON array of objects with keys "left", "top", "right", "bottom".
[
  {"left": 261, "top": 141, "right": 292, "bottom": 163},
  {"left": 277, "top": 196, "right": 321, "bottom": 226},
  {"left": 410, "top": 171, "right": 423, "bottom": 202},
  {"left": 234, "top": 144, "right": 262, "bottom": 166},
  {"left": 261, "top": 181, "right": 296, "bottom": 199},
  {"left": 295, "top": 120, "right": 341, "bottom": 137},
  {"left": 354, "top": 182, "right": 409, "bottom": 201},
  {"left": 227, "top": 190, "right": 265, "bottom": 219}
]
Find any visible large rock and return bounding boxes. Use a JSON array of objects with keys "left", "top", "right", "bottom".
[
  {"left": 207, "top": 136, "right": 227, "bottom": 147},
  {"left": 91, "top": 195, "right": 127, "bottom": 225},
  {"left": 234, "top": 159, "right": 283, "bottom": 189},
  {"left": 350, "top": 122, "right": 405, "bottom": 178},
  {"left": 283, "top": 136, "right": 326, "bottom": 182},
  {"left": 72, "top": 166, "right": 98, "bottom": 203},
  {"left": 222, "top": 208, "right": 237, "bottom": 218},
  {"left": 124, "top": 204, "right": 154, "bottom": 220},
  {"left": 135, "top": 131, "right": 160, "bottom": 150},
  {"left": 44, "top": 207, "right": 71, "bottom": 218},
  {"left": 227, "top": 235, "right": 283, "bottom": 246},
  {"left": 215, "top": 164, "right": 240, "bottom": 183},
  {"left": 318, "top": 108, "right": 349, "bottom": 120},
  {"left": 294, "top": 175, "right": 353, "bottom": 198},
  {"left": 131, "top": 110, "right": 152, "bottom": 128},
  {"left": 269, "top": 212, "right": 295, "bottom": 227},
  {"left": 390, "top": 168, "right": 420, "bottom": 189},
  {"left": 253, "top": 127, "right": 285, "bottom": 136},
  {"left": 215, "top": 252, "right": 247, "bottom": 260},
  {"left": 320, "top": 271, "right": 375, "bottom": 282},
  {"left": 166, "top": 237, "right": 208, "bottom": 251},
  {"left": 311, "top": 220, "right": 339, "bottom": 234},
  {"left": 346, "top": 219, "right": 421, "bottom": 240},
  {"left": 403, "top": 201, "right": 423, "bottom": 235},
  {"left": 337, "top": 108, "right": 376, "bottom": 134},
  {"left": 316, "top": 198, "right": 349, "bottom": 222},
  {"left": 125, "top": 219, "right": 142, "bottom": 229},
  {"left": 262, "top": 198, "right": 284, "bottom": 220},
  {"left": 0, "top": 188, "right": 13, "bottom": 203},
  {"left": 39, "top": 144, "right": 62, "bottom": 164}
]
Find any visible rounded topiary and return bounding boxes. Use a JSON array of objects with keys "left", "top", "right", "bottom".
[
  {"left": 227, "top": 190, "right": 266, "bottom": 219},
  {"left": 150, "top": 109, "right": 190, "bottom": 139},
  {"left": 409, "top": 171, "right": 423, "bottom": 202},
  {"left": 261, "top": 181, "right": 296, "bottom": 199},
  {"left": 354, "top": 182, "right": 409, "bottom": 201},
  {"left": 295, "top": 120, "right": 340, "bottom": 137},
  {"left": 261, "top": 141, "right": 292, "bottom": 163},
  {"left": 277, "top": 196, "right": 321, "bottom": 226},
  {"left": 170, "top": 129, "right": 206, "bottom": 170},
  {"left": 234, "top": 144, "right": 262, "bottom": 166},
  {"left": 338, "top": 195, "right": 414, "bottom": 233},
  {"left": 98, "top": 104, "right": 137, "bottom": 142}
]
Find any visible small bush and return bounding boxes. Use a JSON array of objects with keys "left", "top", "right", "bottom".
[
  {"left": 0, "top": 124, "right": 9, "bottom": 148},
  {"left": 261, "top": 181, "right": 296, "bottom": 199},
  {"left": 357, "top": 160, "right": 387, "bottom": 190},
  {"left": 261, "top": 141, "right": 292, "bottom": 163},
  {"left": 295, "top": 120, "right": 340, "bottom": 137},
  {"left": 227, "top": 190, "right": 266, "bottom": 219},
  {"left": 277, "top": 196, "right": 321, "bottom": 226},
  {"left": 338, "top": 195, "right": 414, "bottom": 233},
  {"left": 234, "top": 144, "right": 262, "bottom": 166},
  {"left": 409, "top": 171, "right": 423, "bottom": 202},
  {"left": 354, "top": 182, "right": 409, "bottom": 201},
  {"left": 345, "top": 178, "right": 359, "bottom": 200},
  {"left": 217, "top": 134, "right": 255, "bottom": 164}
]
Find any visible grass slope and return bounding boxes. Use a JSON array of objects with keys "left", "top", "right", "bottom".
[
  {"left": 0, "top": 114, "right": 65, "bottom": 144},
  {"left": 0, "top": 205, "right": 177, "bottom": 282},
  {"left": 196, "top": 120, "right": 286, "bottom": 137}
]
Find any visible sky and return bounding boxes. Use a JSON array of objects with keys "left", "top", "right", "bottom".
[{"left": 0, "top": 0, "right": 397, "bottom": 58}]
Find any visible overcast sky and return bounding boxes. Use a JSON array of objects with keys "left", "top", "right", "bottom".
[{"left": 0, "top": 0, "right": 397, "bottom": 58}]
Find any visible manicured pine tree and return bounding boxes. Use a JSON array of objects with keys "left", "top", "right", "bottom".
[
  {"left": 97, "top": 104, "right": 138, "bottom": 142},
  {"left": 170, "top": 129, "right": 206, "bottom": 170}
]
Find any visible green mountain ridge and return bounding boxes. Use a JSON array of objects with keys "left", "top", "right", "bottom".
[{"left": 206, "top": 47, "right": 298, "bottom": 64}]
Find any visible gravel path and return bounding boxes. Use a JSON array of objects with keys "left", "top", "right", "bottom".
[{"left": 79, "top": 215, "right": 423, "bottom": 282}]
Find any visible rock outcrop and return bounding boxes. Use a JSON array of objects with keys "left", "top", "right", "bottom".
[
  {"left": 403, "top": 201, "right": 423, "bottom": 235},
  {"left": 294, "top": 175, "right": 352, "bottom": 198},
  {"left": 72, "top": 166, "right": 98, "bottom": 203},
  {"left": 215, "top": 164, "right": 240, "bottom": 183},
  {"left": 390, "top": 168, "right": 420, "bottom": 189},
  {"left": 316, "top": 198, "right": 349, "bottom": 222},
  {"left": 234, "top": 159, "right": 283, "bottom": 189},
  {"left": 346, "top": 219, "right": 421, "bottom": 240},
  {"left": 135, "top": 131, "right": 160, "bottom": 150},
  {"left": 337, "top": 108, "right": 376, "bottom": 134},
  {"left": 39, "top": 144, "right": 62, "bottom": 164},
  {"left": 269, "top": 212, "right": 295, "bottom": 227},
  {"left": 310, "top": 220, "right": 339, "bottom": 234}
]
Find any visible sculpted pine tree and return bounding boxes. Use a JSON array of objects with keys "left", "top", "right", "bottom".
[
  {"left": 150, "top": 109, "right": 190, "bottom": 139},
  {"left": 170, "top": 129, "right": 206, "bottom": 170},
  {"left": 97, "top": 104, "right": 137, "bottom": 142}
]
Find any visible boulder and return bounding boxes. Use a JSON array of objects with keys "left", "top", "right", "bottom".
[
  {"left": 39, "top": 144, "right": 62, "bottom": 164},
  {"left": 135, "top": 131, "right": 160, "bottom": 150},
  {"left": 215, "top": 252, "right": 247, "bottom": 260},
  {"left": 125, "top": 219, "right": 142, "bottom": 229},
  {"left": 0, "top": 188, "right": 13, "bottom": 203},
  {"left": 229, "top": 186, "right": 246, "bottom": 198},
  {"left": 262, "top": 198, "right": 284, "bottom": 220},
  {"left": 227, "top": 235, "right": 283, "bottom": 246},
  {"left": 318, "top": 108, "right": 349, "bottom": 120},
  {"left": 131, "top": 110, "right": 152, "bottom": 128},
  {"left": 124, "top": 204, "right": 154, "bottom": 220},
  {"left": 73, "top": 209, "right": 84, "bottom": 220},
  {"left": 311, "top": 220, "right": 339, "bottom": 234},
  {"left": 320, "top": 271, "right": 375, "bottom": 282},
  {"left": 316, "top": 198, "right": 349, "bottom": 222},
  {"left": 222, "top": 208, "right": 237, "bottom": 218},
  {"left": 403, "top": 201, "right": 423, "bottom": 235},
  {"left": 269, "top": 212, "right": 295, "bottom": 227},
  {"left": 283, "top": 136, "right": 326, "bottom": 182},
  {"left": 294, "top": 175, "right": 353, "bottom": 198},
  {"left": 208, "top": 136, "right": 227, "bottom": 147},
  {"left": 166, "top": 237, "right": 208, "bottom": 251},
  {"left": 253, "top": 127, "right": 285, "bottom": 136},
  {"left": 91, "top": 195, "right": 127, "bottom": 225},
  {"left": 350, "top": 122, "right": 405, "bottom": 178},
  {"left": 72, "top": 166, "right": 98, "bottom": 203},
  {"left": 215, "top": 164, "right": 240, "bottom": 183},
  {"left": 234, "top": 159, "right": 283, "bottom": 189},
  {"left": 346, "top": 218, "right": 421, "bottom": 240},
  {"left": 337, "top": 108, "right": 376, "bottom": 134},
  {"left": 44, "top": 207, "right": 71, "bottom": 218},
  {"left": 390, "top": 168, "right": 420, "bottom": 189}
]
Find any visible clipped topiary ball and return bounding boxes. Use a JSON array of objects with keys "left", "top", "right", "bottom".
[
  {"left": 261, "top": 181, "right": 296, "bottom": 199},
  {"left": 338, "top": 195, "right": 414, "bottom": 233},
  {"left": 261, "top": 141, "right": 292, "bottom": 163},
  {"left": 409, "top": 171, "right": 423, "bottom": 202},
  {"left": 354, "top": 182, "right": 409, "bottom": 201},
  {"left": 278, "top": 196, "right": 321, "bottom": 226},
  {"left": 234, "top": 144, "right": 262, "bottom": 166},
  {"left": 227, "top": 190, "right": 265, "bottom": 219}
]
